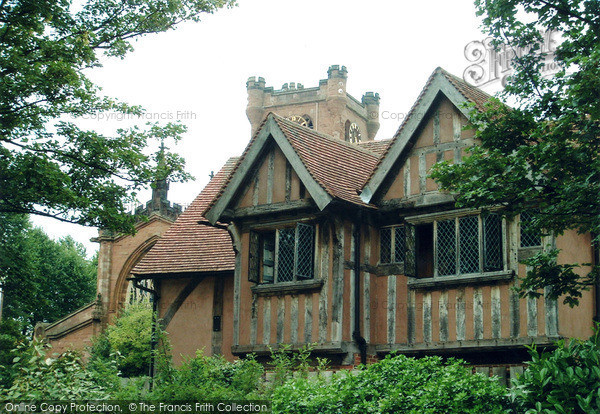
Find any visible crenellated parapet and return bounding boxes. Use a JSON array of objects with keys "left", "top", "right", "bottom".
[{"left": 245, "top": 65, "right": 380, "bottom": 142}]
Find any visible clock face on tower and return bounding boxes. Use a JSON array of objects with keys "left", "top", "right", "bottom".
[
  {"left": 287, "top": 115, "right": 314, "bottom": 129},
  {"left": 348, "top": 123, "right": 362, "bottom": 143}
]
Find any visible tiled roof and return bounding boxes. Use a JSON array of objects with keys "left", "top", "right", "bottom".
[
  {"left": 271, "top": 114, "right": 380, "bottom": 207},
  {"left": 132, "top": 157, "right": 239, "bottom": 276},
  {"left": 364, "top": 67, "right": 493, "bottom": 187},
  {"left": 439, "top": 68, "right": 494, "bottom": 112},
  {"left": 204, "top": 114, "right": 381, "bottom": 215},
  {"left": 357, "top": 139, "right": 391, "bottom": 156},
  {"left": 204, "top": 116, "right": 272, "bottom": 217}
]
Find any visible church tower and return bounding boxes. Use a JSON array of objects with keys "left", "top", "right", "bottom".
[{"left": 246, "top": 65, "right": 380, "bottom": 142}]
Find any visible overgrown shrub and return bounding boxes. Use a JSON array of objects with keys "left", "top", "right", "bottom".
[
  {"left": 0, "top": 340, "right": 110, "bottom": 399},
  {"left": 272, "top": 354, "right": 509, "bottom": 414},
  {"left": 510, "top": 328, "right": 600, "bottom": 413},
  {"left": 90, "top": 302, "right": 154, "bottom": 378},
  {"left": 266, "top": 344, "right": 326, "bottom": 393},
  {"left": 150, "top": 351, "right": 264, "bottom": 400},
  {"left": 0, "top": 318, "right": 24, "bottom": 388}
]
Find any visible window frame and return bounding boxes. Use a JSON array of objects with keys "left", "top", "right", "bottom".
[
  {"left": 250, "top": 222, "right": 316, "bottom": 285},
  {"left": 432, "top": 214, "right": 505, "bottom": 278},
  {"left": 379, "top": 225, "right": 406, "bottom": 265},
  {"left": 405, "top": 209, "right": 509, "bottom": 280},
  {"left": 519, "top": 211, "right": 542, "bottom": 249}
]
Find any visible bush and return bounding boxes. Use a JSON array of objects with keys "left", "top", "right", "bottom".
[
  {"left": 150, "top": 351, "right": 264, "bottom": 400},
  {"left": 0, "top": 339, "right": 110, "bottom": 399},
  {"left": 89, "top": 301, "right": 154, "bottom": 378},
  {"left": 272, "top": 354, "right": 509, "bottom": 414},
  {"left": 510, "top": 328, "right": 600, "bottom": 413},
  {"left": 0, "top": 318, "right": 25, "bottom": 388}
]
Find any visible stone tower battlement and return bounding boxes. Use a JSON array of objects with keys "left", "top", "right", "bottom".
[{"left": 246, "top": 65, "right": 380, "bottom": 142}]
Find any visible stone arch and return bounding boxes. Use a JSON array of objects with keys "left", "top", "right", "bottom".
[{"left": 111, "top": 235, "right": 160, "bottom": 315}]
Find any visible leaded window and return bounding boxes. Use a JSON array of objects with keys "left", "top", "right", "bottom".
[
  {"left": 520, "top": 210, "right": 542, "bottom": 248},
  {"left": 380, "top": 225, "right": 405, "bottom": 264},
  {"left": 249, "top": 223, "right": 315, "bottom": 284},
  {"left": 405, "top": 213, "right": 505, "bottom": 278}
]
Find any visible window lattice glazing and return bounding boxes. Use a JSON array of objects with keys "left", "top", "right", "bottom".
[
  {"left": 277, "top": 228, "right": 295, "bottom": 282},
  {"left": 483, "top": 214, "right": 503, "bottom": 271},
  {"left": 296, "top": 224, "right": 314, "bottom": 279},
  {"left": 380, "top": 227, "right": 392, "bottom": 264},
  {"left": 394, "top": 226, "right": 406, "bottom": 263},
  {"left": 459, "top": 216, "right": 480, "bottom": 274},
  {"left": 520, "top": 210, "right": 541, "bottom": 248},
  {"left": 437, "top": 219, "right": 456, "bottom": 276}
]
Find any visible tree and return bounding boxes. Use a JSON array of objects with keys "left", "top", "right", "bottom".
[
  {"left": 430, "top": 0, "right": 600, "bottom": 306},
  {"left": 0, "top": 214, "right": 97, "bottom": 332},
  {"left": 0, "top": 0, "right": 234, "bottom": 234}
]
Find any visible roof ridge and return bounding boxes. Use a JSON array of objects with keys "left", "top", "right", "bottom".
[
  {"left": 357, "top": 138, "right": 393, "bottom": 146},
  {"left": 438, "top": 67, "right": 494, "bottom": 102}
]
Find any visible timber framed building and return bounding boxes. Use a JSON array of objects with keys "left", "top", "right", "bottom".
[{"left": 41, "top": 66, "right": 598, "bottom": 384}]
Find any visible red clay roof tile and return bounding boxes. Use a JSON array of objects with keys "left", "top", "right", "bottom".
[
  {"left": 357, "top": 139, "right": 391, "bottom": 156},
  {"left": 272, "top": 114, "right": 380, "bottom": 207},
  {"left": 132, "top": 157, "right": 239, "bottom": 276}
]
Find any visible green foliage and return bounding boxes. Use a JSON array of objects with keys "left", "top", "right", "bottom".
[
  {"left": 519, "top": 249, "right": 597, "bottom": 308},
  {"left": 272, "top": 354, "right": 509, "bottom": 414},
  {"left": 430, "top": 0, "right": 600, "bottom": 305},
  {"left": 0, "top": 339, "right": 110, "bottom": 399},
  {"left": 0, "top": 214, "right": 97, "bottom": 332},
  {"left": 91, "top": 302, "right": 154, "bottom": 378},
  {"left": 0, "top": 318, "right": 25, "bottom": 388},
  {"left": 510, "top": 328, "right": 600, "bottom": 413},
  {"left": 0, "top": 0, "right": 235, "bottom": 232},
  {"left": 267, "top": 344, "right": 316, "bottom": 393},
  {"left": 150, "top": 351, "right": 264, "bottom": 400}
]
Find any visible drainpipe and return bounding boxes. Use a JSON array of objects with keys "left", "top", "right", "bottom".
[
  {"left": 132, "top": 278, "right": 160, "bottom": 389},
  {"left": 352, "top": 218, "right": 367, "bottom": 365}
]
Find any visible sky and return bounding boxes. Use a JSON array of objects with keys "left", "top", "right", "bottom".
[{"left": 32, "top": 0, "right": 499, "bottom": 256}]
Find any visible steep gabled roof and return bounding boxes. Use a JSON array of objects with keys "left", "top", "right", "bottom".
[
  {"left": 272, "top": 115, "right": 380, "bottom": 207},
  {"left": 131, "top": 157, "right": 239, "bottom": 277},
  {"left": 360, "top": 67, "right": 494, "bottom": 203},
  {"left": 204, "top": 114, "right": 380, "bottom": 224},
  {"left": 357, "top": 139, "right": 392, "bottom": 156}
]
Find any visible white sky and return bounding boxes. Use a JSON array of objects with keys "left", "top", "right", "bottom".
[{"left": 32, "top": 0, "right": 499, "bottom": 256}]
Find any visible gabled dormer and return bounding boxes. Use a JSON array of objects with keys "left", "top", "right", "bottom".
[
  {"left": 204, "top": 113, "right": 380, "bottom": 225},
  {"left": 361, "top": 67, "right": 493, "bottom": 209}
]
